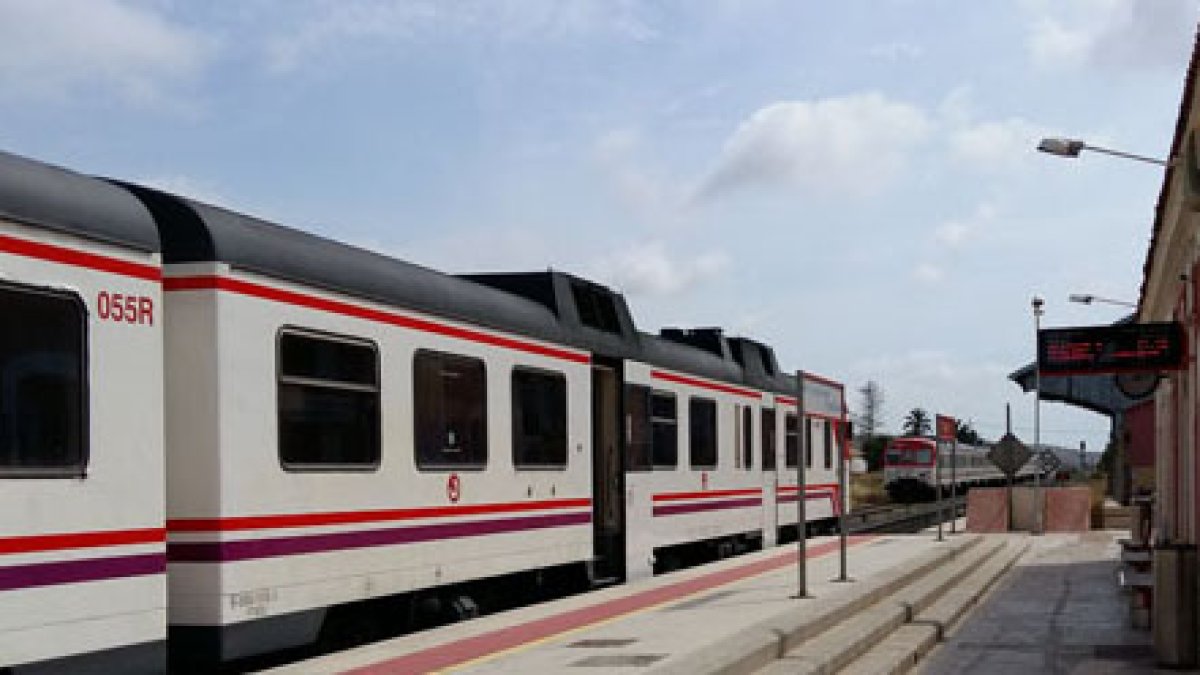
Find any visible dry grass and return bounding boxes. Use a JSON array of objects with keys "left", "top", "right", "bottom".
[{"left": 851, "top": 471, "right": 888, "bottom": 508}]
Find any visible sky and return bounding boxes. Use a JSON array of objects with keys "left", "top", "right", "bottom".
[{"left": 1, "top": 0, "right": 1197, "bottom": 452}]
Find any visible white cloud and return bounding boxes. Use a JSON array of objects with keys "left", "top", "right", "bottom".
[
  {"left": 1026, "top": 0, "right": 1196, "bottom": 72},
  {"left": 913, "top": 263, "right": 944, "bottom": 284},
  {"left": 0, "top": 0, "right": 211, "bottom": 104},
  {"left": 934, "top": 203, "right": 996, "bottom": 249},
  {"left": 947, "top": 117, "right": 1052, "bottom": 169},
  {"left": 593, "top": 129, "right": 688, "bottom": 227},
  {"left": 591, "top": 241, "right": 729, "bottom": 297},
  {"left": 264, "top": 0, "right": 658, "bottom": 74},
  {"left": 696, "top": 92, "right": 933, "bottom": 200}
]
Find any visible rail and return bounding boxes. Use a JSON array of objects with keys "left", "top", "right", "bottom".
[{"left": 847, "top": 497, "right": 966, "bottom": 534}]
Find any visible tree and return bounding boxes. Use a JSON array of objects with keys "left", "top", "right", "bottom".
[
  {"left": 955, "top": 420, "right": 985, "bottom": 445},
  {"left": 902, "top": 408, "right": 931, "bottom": 436},
  {"left": 855, "top": 381, "right": 885, "bottom": 441},
  {"left": 862, "top": 434, "right": 893, "bottom": 471}
]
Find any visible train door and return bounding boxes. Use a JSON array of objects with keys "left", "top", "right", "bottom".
[
  {"left": 761, "top": 408, "right": 779, "bottom": 546},
  {"left": 591, "top": 358, "right": 626, "bottom": 582}
]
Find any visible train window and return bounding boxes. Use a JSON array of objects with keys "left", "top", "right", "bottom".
[
  {"left": 650, "top": 391, "right": 677, "bottom": 468},
  {"left": 805, "top": 418, "right": 813, "bottom": 468},
  {"left": 733, "top": 405, "right": 742, "bottom": 469},
  {"left": 761, "top": 409, "right": 776, "bottom": 470},
  {"left": 413, "top": 350, "right": 487, "bottom": 470},
  {"left": 823, "top": 421, "right": 833, "bottom": 469},
  {"left": 278, "top": 329, "right": 380, "bottom": 470},
  {"left": 742, "top": 405, "right": 753, "bottom": 469},
  {"left": 689, "top": 397, "right": 717, "bottom": 468},
  {"left": 0, "top": 283, "right": 86, "bottom": 477},
  {"left": 512, "top": 368, "right": 567, "bottom": 469},
  {"left": 785, "top": 414, "right": 798, "bottom": 468},
  {"left": 625, "top": 384, "right": 652, "bottom": 471}
]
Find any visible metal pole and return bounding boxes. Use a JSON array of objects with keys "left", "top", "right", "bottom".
[
  {"left": 1082, "top": 143, "right": 1169, "bottom": 167},
  {"left": 1033, "top": 297, "right": 1044, "bottom": 535},
  {"left": 1005, "top": 403, "right": 1013, "bottom": 532},
  {"left": 936, "top": 438, "right": 944, "bottom": 542},
  {"left": 950, "top": 436, "right": 958, "bottom": 534},
  {"left": 795, "top": 370, "right": 809, "bottom": 598},
  {"left": 836, "top": 406, "right": 849, "bottom": 581}
]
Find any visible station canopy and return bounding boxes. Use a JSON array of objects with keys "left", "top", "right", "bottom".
[{"left": 1008, "top": 314, "right": 1151, "bottom": 417}]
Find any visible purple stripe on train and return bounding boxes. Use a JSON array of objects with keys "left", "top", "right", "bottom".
[
  {"left": 0, "top": 552, "right": 165, "bottom": 592},
  {"left": 652, "top": 497, "right": 762, "bottom": 517},
  {"left": 168, "top": 511, "right": 592, "bottom": 563}
]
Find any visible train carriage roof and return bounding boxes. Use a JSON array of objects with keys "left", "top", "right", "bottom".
[
  {"left": 0, "top": 150, "right": 159, "bottom": 252},
  {"left": 98, "top": 176, "right": 833, "bottom": 400},
  {"left": 119, "top": 184, "right": 572, "bottom": 345}
]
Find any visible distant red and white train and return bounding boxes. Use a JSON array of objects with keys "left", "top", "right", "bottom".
[
  {"left": 0, "top": 150, "right": 849, "bottom": 673},
  {"left": 883, "top": 436, "right": 1041, "bottom": 502}
]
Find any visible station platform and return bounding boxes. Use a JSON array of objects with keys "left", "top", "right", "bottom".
[
  {"left": 918, "top": 530, "right": 1156, "bottom": 674},
  {"left": 269, "top": 526, "right": 1013, "bottom": 674}
]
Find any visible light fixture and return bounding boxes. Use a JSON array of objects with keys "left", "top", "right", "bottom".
[
  {"left": 1037, "top": 137, "right": 1168, "bottom": 167},
  {"left": 1068, "top": 293, "right": 1137, "bottom": 309}
]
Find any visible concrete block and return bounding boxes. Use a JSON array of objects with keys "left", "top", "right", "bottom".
[
  {"left": 966, "top": 488, "right": 1008, "bottom": 533},
  {"left": 1045, "top": 487, "right": 1091, "bottom": 532},
  {"left": 1011, "top": 487, "right": 1045, "bottom": 531}
]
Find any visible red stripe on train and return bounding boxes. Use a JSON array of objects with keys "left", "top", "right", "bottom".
[
  {"left": 650, "top": 370, "right": 761, "bottom": 399},
  {"left": 0, "top": 527, "right": 165, "bottom": 556},
  {"left": 164, "top": 275, "right": 591, "bottom": 365},
  {"left": 0, "top": 233, "right": 160, "bottom": 281},
  {"left": 168, "top": 498, "right": 593, "bottom": 533}
]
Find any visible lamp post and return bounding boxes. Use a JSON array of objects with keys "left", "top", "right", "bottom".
[
  {"left": 1037, "top": 137, "right": 1168, "bottom": 167},
  {"left": 1068, "top": 293, "right": 1138, "bottom": 309},
  {"left": 1033, "top": 296, "right": 1044, "bottom": 535}
]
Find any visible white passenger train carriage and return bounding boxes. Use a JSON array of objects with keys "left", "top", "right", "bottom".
[
  {"left": 883, "top": 436, "right": 1042, "bottom": 502},
  {"left": 123, "top": 193, "right": 605, "bottom": 663},
  {"left": 0, "top": 154, "right": 166, "bottom": 672},
  {"left": 0, "top": 149, "right": 850, "bottom": 672}
]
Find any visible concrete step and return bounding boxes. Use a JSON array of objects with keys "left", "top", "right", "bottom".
[
  {"left": 754, "top": 537, "right": 1009, "bottom": 675},
  {"left": 649, "top": 536, "right": 984, "bottom": 675},
  {"left": 839, "top": 538, "right": 1029, "bottom": 674}
]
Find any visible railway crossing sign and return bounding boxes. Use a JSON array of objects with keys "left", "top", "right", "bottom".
[
  {"left": 1036, "top": 449, "right": 1062, "bottom": 475},
  {"left": 988, "top": 433, "right": 1031, "bottom": 478}
]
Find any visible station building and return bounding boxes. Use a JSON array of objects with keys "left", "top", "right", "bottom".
[{"left": 1138, "top": 25, "right": 1200, "bottom": 665}]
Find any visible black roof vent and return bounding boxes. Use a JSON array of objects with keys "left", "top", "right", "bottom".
[
  {"left": 728, "top": 336, "right": 779, "bottom": 376},
  {"left": 659, "top": 327, "right": 728, "bottom": 359},
  {"left": 759, "top": 344, "right": 779, "bottom": 375},
  {"left": 728, "top": 339, "right": 747, "bottom": 367},
  {"left": 458, "top": 272, "right": 559, "bottom": 316},
  {"left": 570, "top": 280, "right": 622, "bottom": 334}
]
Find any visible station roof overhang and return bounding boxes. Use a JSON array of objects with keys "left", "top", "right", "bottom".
[
  {"left": 1009, "top": 365, "right": 1130, "bottom": 417},
  {"left": 1009, "top": 315, "right": 1150, "bottom": 417}
]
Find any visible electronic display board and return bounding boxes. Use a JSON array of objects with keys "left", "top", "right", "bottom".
[{"left": 1038, "top": 322, "right": 1185, "bottom": 375}]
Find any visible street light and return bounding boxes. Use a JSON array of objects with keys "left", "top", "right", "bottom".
[
  {"left": 1037, "top": 137, "right": 1168, "bottom": 167},
  {"left": 1068, "top": 293, "right": 1138, "bottom": 309},
  {"left": 1032, "top": 296, "right": 1044, "bottom": 535}
]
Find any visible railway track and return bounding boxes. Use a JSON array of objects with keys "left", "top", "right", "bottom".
[{"left": 846, "top": 497, "right": 967, "bottom": 534}]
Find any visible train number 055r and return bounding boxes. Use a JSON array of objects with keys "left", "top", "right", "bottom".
[{"left": 97, "top": 291, "right": 154, "bottom": 326}]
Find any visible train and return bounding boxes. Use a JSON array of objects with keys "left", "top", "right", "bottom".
[
  {"left": 0, "top": 149, "right": 850, "bottom": 673},
  {"left": 883, "top": 436, "right": 1042, "bottom": 502}
]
